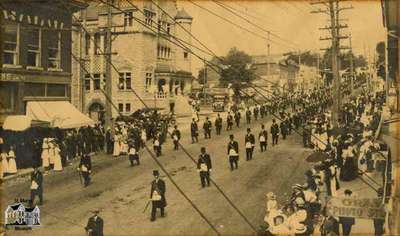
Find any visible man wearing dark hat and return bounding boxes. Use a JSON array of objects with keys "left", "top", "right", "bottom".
[
  {"left": 215, "top": 114, "right": 223, "bottom": 135},
  {"left": 245, "top": 128, "right": 255, "bottom": 161},
  {"left": 190, "top": 118, "right": 199, "bottom": 143},
  {"left": 259, "top": 124, "right": 268, "bottom": 152},
  {"left": 227, "top": 134, "right": 239, "bottom": 171},
  {"left": 171, "top": 125, "right": 181, "bottom": 150},
  {"left": 203, "top": 117, "right": 212, "bottom": 139},
  {"left": 78, "top": 154, "right": 92, "bottom": 187},
  {"left": 30, "top": 167, "right": 43, "bottom": 206},
  {"left": 85, "top": 209, "right": 103, "bottom": 236},
  {"left": 270, "top": 119, "right": 279, "bottom": 146},
  {"left": 226, "top": 112, "right": 233, "bottom": 130},
  {"left": 234, "top": 110, "right": 241, "bottom": 127},
  {"left": 245, "top": 107, "right": 251, "bottom": 124},
  {"left": 150, "top": 170, "right": 166, "bottom": 221},
  {"left": 339, "top": 189, "right": 355, "bottom": 236},
  {"left": 197, "top": 147, "right": 212, "bottom": 188}
]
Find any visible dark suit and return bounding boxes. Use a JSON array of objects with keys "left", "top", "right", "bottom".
[
  {"left": 227, "top": 114, "right": 233, "bottom": 130},
  {"left": 171, "top": 129, "right": 181, "bottom": 150},
  {"left": 85, "top": 215, "right": 104, "bottom": 236},
  {"left": 79, "top": 155, "right": 92, "bottom": 187},
  {"left": 339, "top": 216, "right": 355, "bottom": 236},
  {"left": 30, "top": 170, "right": 43, "bottom": 205},
  {"left": 197, "top": 153, "right": 212, "bottom": 187},
  {"left": 150, "top": 179, "right": 166, "bottom": 221},
  {"left": 270, "top": 123, "right": 279, "bottom": 145},
  {"left": 215, "top": 117, "right": 222, "bottom": 135},
  {"left": 227, "top": 141, "right": 239, "bottom": 170},
  {"left": 259, "top": 130, "right": 268, "bottom": 152},
  {"left": 244, "top": 133, "right": 255, "bottom": 160},
  {"left": 190, "top": 122, "right": 199, "bottom": 143},
  {"left": 203, "top": 121, "right": 212, "bottom": 139}
]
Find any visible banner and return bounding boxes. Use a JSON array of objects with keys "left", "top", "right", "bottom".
[{"left": 326, "top": 197, "right": 385, "bottom": 219}]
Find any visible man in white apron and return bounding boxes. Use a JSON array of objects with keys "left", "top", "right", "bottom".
[
  {"left": 227, "top": 134, "right": 239, "bottom": 171},
  {"left": 245, "top": 128, "right": 255, "bottom": 161},
  {"left": 197, "top": 147, "right": 212, "bottom": 188}
]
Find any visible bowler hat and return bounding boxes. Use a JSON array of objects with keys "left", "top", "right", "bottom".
[{"left": 153, "top": 170, "right": 160, "bottom": 176}]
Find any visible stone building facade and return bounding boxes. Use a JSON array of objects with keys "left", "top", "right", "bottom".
[{"left": 71, "top": 0, "right": 194, "bottom": 122}]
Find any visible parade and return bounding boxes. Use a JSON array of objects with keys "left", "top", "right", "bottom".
[{"left": 1, "top": 0, "right": 399, "bottom": 236}]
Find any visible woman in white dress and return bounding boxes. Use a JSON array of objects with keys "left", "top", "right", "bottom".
[
  {"left": 7, "top": 146, "right": 17, "bottom": 174},
  {"left": 48, "top": 138, "right": 55, "bottom": 169},
  {"left": 113, "top": 133, "right": 121, "bottom": 157},
  {"left": 41, "top": 138, "right": 50, "bottom": 171},
  {"left": 53, "top": 143, "right": 63, "bottom": 171},
  {"left": 1, "top": 150, "right": 9, "bottom": 177}
]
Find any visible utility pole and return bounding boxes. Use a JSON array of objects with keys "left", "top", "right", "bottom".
[
  {"left": 105, "top": 0, "right": 113, "bottom": 130},
  {"left": 349, "top": 33, "right": 354, "bottom": 95},
  {"left": 317, "top": 53, "right": 320, "bottom": 88},
  {"left": 203, "top": 58, "right": 207, "bottom": 96},
  {"left": 311, "top": 0, "right": 352, "bottom": 127}
]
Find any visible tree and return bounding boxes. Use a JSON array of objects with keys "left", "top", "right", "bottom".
[{"left": 219, "top": 47, "right": 255, "bottom": 89}]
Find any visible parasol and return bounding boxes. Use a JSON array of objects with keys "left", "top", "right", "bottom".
[{"left": 306, "top": 151, "right": 330, "bottom": 163}]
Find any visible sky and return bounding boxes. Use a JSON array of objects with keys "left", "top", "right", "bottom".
[{"left": 176, "top": 0, "right": 386, "bottom": 74}]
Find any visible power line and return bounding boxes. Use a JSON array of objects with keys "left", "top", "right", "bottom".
[
  {"left": 212, "top": 0, "right": 299, "bottom": 48},
  {"left": 187, "top": 0, "right": 297, "bottom": 51}
]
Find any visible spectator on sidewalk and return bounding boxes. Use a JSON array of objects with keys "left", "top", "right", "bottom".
[
  {"left": 7, "top": 146, "right": 17, "bottom": 175},
  {"left": 1, "top": 148, "right": 9, "bottom": 178},
  {"left": 339, "top": 189, "right": 355, "bottom": 236},
  {"left": 373, "top": 188, "right": 385, "bottom": 236}
]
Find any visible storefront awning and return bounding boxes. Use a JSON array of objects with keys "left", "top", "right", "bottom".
[
  {"left": 2, "top": 115, "right": 50, "bottom": 131},
  {"left": 26, "top": 101, "right": 95, "bottom": 129}
]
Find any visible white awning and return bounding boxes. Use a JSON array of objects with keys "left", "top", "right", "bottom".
[
  {"left": 26, "top": 101, "right": 95, "bottom": 129},
  {"left": 3, "top": 115, "right": 32, "bottom": 131}
]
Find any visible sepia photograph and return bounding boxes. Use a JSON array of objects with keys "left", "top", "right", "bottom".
[{"left": 0, "top": 0, "right": 399, "bottom": 235}]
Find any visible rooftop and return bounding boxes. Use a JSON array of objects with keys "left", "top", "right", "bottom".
[{"left": 175, "top": 8, "right": 192, "bottom": 20}]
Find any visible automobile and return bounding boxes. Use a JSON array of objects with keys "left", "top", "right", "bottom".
[{"left": 212, "top": 95, "right": 227, "bottom": 112}]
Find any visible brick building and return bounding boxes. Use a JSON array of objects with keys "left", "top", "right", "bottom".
[
  {"left": 71, "top": 1, "right": 194, "bottom": 122},
  {"left": 0, "top": 0, "right": 86, "bottom": 123},
  {"left": 251, "top": 54, "right": 299, "bottom": 92}
]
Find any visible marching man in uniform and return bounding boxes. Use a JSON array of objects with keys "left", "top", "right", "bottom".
[
  {"left": 30, "top": 167, "right": 43, "bottom": 206},
  {"left": 150, "top": 170, "right": 166, "bottom": 222},
  {"left": 227, "top": 134, "right": 239, "bottom": 171},
  {"left": 245, "top": 107, "right": 252, "bottom": 124},
  {"left": 245, "top": 128, "right": 255, "bottom": 161},
  {"left": 78, "top": 154, "right": 92, "bottom": 187},
  {"left": 171, "top": 125, "right": 181, "bottom": 150},
  {"left": 190, "top": 118, "right": 199, "bottom": 143},
  {"left": 226, "top": 112, "right": 233, "bottom": 130},
  {"left": 197, "top": 147, "right": 212, "bottom": 188},
  {"left": 203, "top": 117, "right": 212, "bottom": 139},
  {"left": 128, "top": 144, "right": 140, "bottom": 166},
  {"left": 270, "top": 119, "right": 280, "bottom": 146},
  {"left": 215, "top": 114, "right": 223, "bottom": 135},
  {"left": 153, "top": 133, "right": 162, "bottom": 157},
  {"left": 259, "top": 124, "right": 268, "bottom": 152},
  {"left": 85, "top": 209, "right": 104, "bottom": 236}
]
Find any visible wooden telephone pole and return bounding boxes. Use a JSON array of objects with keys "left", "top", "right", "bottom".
[
  {"left": 311, "top": 0, "right": 352, "bottom": 126},
  {"left": 349, "top": 33, "right": 354, "bottom": 95},
  {"left": 104, "top": 0, "right": 113, "bottom": 130}
]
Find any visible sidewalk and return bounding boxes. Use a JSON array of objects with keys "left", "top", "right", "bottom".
[{"left": 2, "top": 108, "right": 221, "bottom": 184}]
